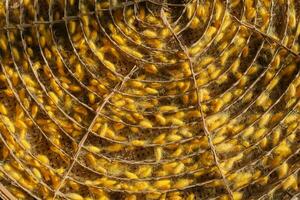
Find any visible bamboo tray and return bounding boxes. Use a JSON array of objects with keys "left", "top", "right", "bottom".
[{"left": 0, "top": 0, "right": 299, "bottom": 199}]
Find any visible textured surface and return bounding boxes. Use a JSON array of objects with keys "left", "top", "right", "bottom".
[{"left": 0, "top": 0, "right": 299, "bottom": 199}]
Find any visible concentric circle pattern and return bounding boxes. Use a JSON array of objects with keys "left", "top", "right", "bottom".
[{"left": 0, "top": 0, "right": 299, "bottom": 199}]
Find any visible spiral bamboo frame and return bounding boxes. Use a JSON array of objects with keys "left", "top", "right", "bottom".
[{"left": 0, "top": 0, "right": 299, "bottom": 199}]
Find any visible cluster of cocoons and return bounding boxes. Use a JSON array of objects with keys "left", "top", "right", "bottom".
[{"left": 0, "top": 0, "right": 299, "bottom": 199}]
